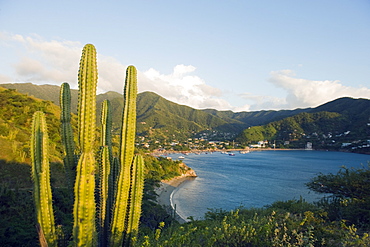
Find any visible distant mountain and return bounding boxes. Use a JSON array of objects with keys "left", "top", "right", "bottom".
[
  {"left": 0, "top": 83, "right": 79, "bottom": 108},
  {"left": 203, "top": 108, "right": 309, "bottom": 127},
  {"left": 1, "top": 83, "right": 369, "bottom": 144},
  {"left": 1, "top": 83, "right": 248, "bottom": 140},
  {"left": 236, "top": 97, "right": 370, "bottom": 151}
]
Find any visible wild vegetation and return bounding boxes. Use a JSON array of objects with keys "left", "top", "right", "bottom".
[{"left": 0, "top": 157, "right": 184, "bottom": 246}]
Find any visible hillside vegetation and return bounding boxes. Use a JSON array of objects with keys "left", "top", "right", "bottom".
[
  {"left": 236, "top": 98, "right": 370, "bottom": 151},
  {"left": 2, "top": 83, "right": 369, "bottom": 150},
  {"left": 1, "top": 84, "right": 370, "bottom": 246},
  {"left": 0, "top": 87, "right": 63, "bottom": 163}
]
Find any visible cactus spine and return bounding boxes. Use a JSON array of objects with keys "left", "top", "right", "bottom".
[
  {"left": 31, "top": 111, "right": 57, "bottom": 247},
  {"left": 72, "top": 44, "right": 98, "bottom": 246}
]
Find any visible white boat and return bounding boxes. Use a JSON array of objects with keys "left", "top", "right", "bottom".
[{"left": 178, "top": 156, "right": 185, "bottom": 159}]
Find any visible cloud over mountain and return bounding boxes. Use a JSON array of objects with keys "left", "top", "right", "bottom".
[
  {"left": 0, "top": 32, "right": 369, "bottom": 112},
  {"left": 268, "top": 70, "right": 370, "bottom": 109}
]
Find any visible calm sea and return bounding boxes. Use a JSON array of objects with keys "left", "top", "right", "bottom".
[{"left": 167, "top": 150, "right": 370, "bottom": 220}]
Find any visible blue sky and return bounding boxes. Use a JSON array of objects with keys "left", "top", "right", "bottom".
[{"left": 0, "top": 0, "right": 369, "bottom": 112}]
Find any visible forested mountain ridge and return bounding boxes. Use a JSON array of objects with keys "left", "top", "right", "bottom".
[
  {"left": 1, "top": 83, "right": 369, "bottom": 147},
  {"left": 237, "top": 97, "right": 370, "bottom": 151}
]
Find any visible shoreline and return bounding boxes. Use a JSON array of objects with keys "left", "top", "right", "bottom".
[
  {"left": 155, "top": 175, "right": 196, "bottom": 223},
  {"left": 150, "top": 148, "right": 302, "bottom": 156},
  {"left": 150, "top": 147, "right": 370, "bottom": 156}
]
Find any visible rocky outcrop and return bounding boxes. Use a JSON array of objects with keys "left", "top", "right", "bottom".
[{"left": 179, "top": 162, "right": 197, "bottom": 177}]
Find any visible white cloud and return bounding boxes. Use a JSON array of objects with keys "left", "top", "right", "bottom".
[
  {"left": 0, "top": 32, "right": 129, "bottom": 92},
  {"left": 1, "top": 32, "right": 81, "bottom": 88},
  {"left": 139, "top": 65, "right": 232, "bottom": 110},
  {"left": 0, "top": 32, "right": 233, "bottom": 110},
  {"left": 2, "top": 32, "right": 369, "bottom": 113},
  {"left": 268, "top": 70, "right": 370, "bottom": 108},
  {"left": 236, "top": 70, "right": 370, "bottom": 112}
]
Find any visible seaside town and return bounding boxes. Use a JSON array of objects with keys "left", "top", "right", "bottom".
[{"left": 136, "top": 129, "right": 370, "bottom": 155}]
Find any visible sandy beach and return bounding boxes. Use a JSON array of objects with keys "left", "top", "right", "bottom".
[{"left": 155, "top": 175, "right": 196, "bottom": 223}]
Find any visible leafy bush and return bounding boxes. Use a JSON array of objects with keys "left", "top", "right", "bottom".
[{"left": 307, "top": 164, "right": 370, "bottom": 228}]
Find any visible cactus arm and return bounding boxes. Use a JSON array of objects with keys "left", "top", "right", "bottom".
[
  {"left": 60, "top": 82, "right": 76, "bottom": 190},
  {"left": 72, "top": 43, "right": 98, "bottom": 246},
  {"left": 110, "top": 65, "right": 138, "bottom": 246},
  {"left": 31, "top": 111, "right": 57, "bottom": 247}
]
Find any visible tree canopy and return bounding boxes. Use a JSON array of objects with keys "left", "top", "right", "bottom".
[{"left": 306, "top": 165, "right": 370, "bottom": 200}]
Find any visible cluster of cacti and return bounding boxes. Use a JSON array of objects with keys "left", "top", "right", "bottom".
[{"left": 30, "top": 44, "right": 144, "bottom": 246}]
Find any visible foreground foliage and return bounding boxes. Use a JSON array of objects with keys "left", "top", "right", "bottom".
[
  {"left": 0, "top": 156, "right": 185, "bottom": 246},
  {"left": 137, "top": 200, "right": 370, "bottom": 247},
  {"left": 307, "top": 164, "right": 370, "bottom": 228}
]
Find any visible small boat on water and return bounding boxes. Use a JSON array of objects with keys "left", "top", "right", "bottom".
[
  {"left": 228, "top": 153, "right": 235, "bottom": 156},
  {"left": 178, "top": 156, "right": 185, "bottom": 159}
]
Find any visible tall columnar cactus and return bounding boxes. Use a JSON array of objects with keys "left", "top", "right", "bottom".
[
  {"left": 110, "top": 65, "right": 142, "bottom": 246},
  {"left": 31, "top": 44, "right": 145, "bottom": 247},
  {"left": 77, "top": 44, "right": 97, "bottom": 153},
  {"left": 98, "top": 100, "right": 114, "bottom": 246},
  {"left": 72, "top": 43, "right": 98, "bottom": 246},
  {"left": 31, "top": 111, "right": 57, "bottom": 247},
  {"left": 60, "top": 82, "right": 76, "bottom": 190}
]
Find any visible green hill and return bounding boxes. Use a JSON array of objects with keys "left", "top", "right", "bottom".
[
  {"left": 0, "top": 83, "right": 248, "bottom": 140},
  {"left": 236, "top": 97, "right": 370, "bottom": 150},
  {"left": 0, "top": 87, "right": 63, "bottom": 163},
  {"left": 1, "top": 83, "right": 369, "bottom": 147}
]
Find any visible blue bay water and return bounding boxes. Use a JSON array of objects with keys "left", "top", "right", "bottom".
[{"left": 167, "top": 150, "right": 370, "bottom": 220}]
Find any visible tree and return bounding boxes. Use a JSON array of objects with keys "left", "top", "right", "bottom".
[
  {"left": 306, "top": 165, "right": 370, "bottom": 200},
  {"left": 306, "top": 164, "right": 370, "bottom": 227}
]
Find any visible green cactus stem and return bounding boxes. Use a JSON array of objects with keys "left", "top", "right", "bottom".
[
  {"left": 31, "top": 111, "right": 57, "bottom": 247},
  {"left": 60, "top": 82, "right": 76, "bottom": 190},
  {"left": 77, "top": 43, "right": 97, "bottom": 153},
  {"left": 110, "top": 65, "right": 139, "bottom": 246},
  {"left": 125, "top": 154, "right": 145, "bottom": 244},
  {"left": 98, "top": 146, "right": 111, "bottom": 246},
  {"left": 101, "top": 100, "right": 112, "bottom": 151},
  {"left": 72, "top": 152, "right": 97, "bottom": 246},
  {"left": 73, "top": 43, "right": 98, "bottom": 246}
]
